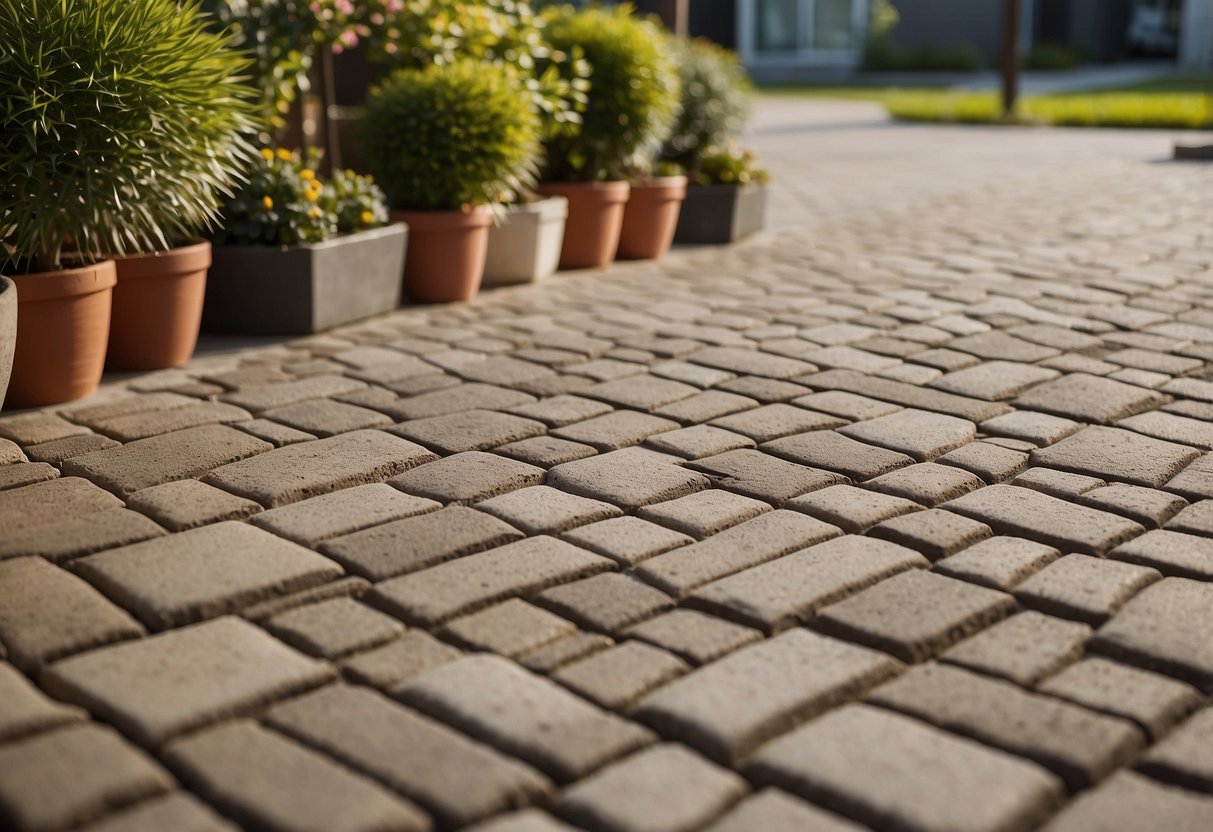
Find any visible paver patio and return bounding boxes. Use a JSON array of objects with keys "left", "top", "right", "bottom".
[{"left": 2, "top": 101, "right": 1213, "bottom": 831}]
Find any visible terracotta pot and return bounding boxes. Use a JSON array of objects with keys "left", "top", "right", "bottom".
[
  {"left": 391, "top": 206, "right": 492, "bottom": 303},
  {"left": 617, "top": 175, "right": 688, "bottom": 261},
  {"left": 7, "top": 260, "right": 115, "bottom": 408},
  {"left": 536, "top": 181, "right": 630, "bottom": 270},
  {"left": 0, "top": 277, "right": 15, "bottom": 411},
  {"left": 107, "top": 240, "right": 210, "bottom": 370}
]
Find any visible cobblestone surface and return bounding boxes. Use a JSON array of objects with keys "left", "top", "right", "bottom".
[{"left": 1, "top": 100, "right": 1212, "bottom": 830}]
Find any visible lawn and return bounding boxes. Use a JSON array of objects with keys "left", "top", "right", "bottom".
[{"left": 761, "top": 75, "right": 1213, "bottom": 129}]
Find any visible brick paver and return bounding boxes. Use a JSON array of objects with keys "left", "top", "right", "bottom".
[{"left": 2, "top": 103, "right": 1212, "bottom": 830}]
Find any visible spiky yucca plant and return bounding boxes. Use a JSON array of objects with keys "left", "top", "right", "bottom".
[{"left": 0, "top": 0, "right": 258, "bottom": 273}]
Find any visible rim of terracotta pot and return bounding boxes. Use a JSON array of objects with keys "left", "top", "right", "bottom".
[
  {"left": 111, "top": 240, "right": 212, "bottom": 278},
  {"left": 390, "top": 205, "right": 493, "bottom": 230},
  {"left": 537, "top": 180, "right": 631, "bottom": 201},
  {"left": 632, "top": 175, "right": 689, "bottom": 190},
  {"left": 8, "top": 259, "right": 118, "bottom": 303}
]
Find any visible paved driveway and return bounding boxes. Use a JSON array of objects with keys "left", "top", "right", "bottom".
[{"left": 1, "top": 104, "right": 1212, "bottom": 832}]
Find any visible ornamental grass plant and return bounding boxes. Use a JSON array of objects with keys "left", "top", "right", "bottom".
[
  {"left": 360, "top": 60, "right": 541, "bottom": 213},
  {"left": 0, "top": 0, "right": 258, "bottom": 273}
]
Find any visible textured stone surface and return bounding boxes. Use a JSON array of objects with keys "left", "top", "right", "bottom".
[
  {"left": 1041, "top": 770, "right": 1213, "bottom": 831},
  {"left": 63, "top": 425, "right": 271, "bottom": 497},
  {"left": 76, "top": 521, "right": 343, "bottom": 630},
  {"left": 369, "top": 536, "right": 613, "bottom": 626},
  {"left": 0, "top": 557, "right": 144, "bottom": 672},
  {"left": 552, "top": 642, "right": 691, "bottom": 712},
  {"left": 442, "top": 599, "right": 577, "bottom": 658},
  {"left": 685, "top": 449, "right": 845, "bottom": 505},
  {"left": 634, "top": 629, "right": 901, "bottom": 765},
  {"left": 941, "top": 610, "right": 1090, "bottom": 686},
  {"left": 164, "top": 720, "right": 428, "bottom": 832},
  {"left": 556, "top": 744, "right": 746, "bottom": 832},
  {"left": 478, "top": 485, "right": 622, "bottom": 535},
  {"left": 125, "top": 479, "right": 262, "bottom": 531},
  {"left": 624, "top": 610, "right": 763, "bottom": 666},
  {"left": 748, "top": 704, "right": 1064, "bottom": 832},
  {"left": 0, "top": 662, "right": 86, "bottom": 743},
  {"left": 813, "top": 569, "right": 1016, "bottom": 662},
  {"left": 204, "top": 429, "right": 436, "bottom": 507},
  {"left": 400, "top": 655, "right": 654, "bottom": 783},
  {"left": 787, "top": 484, "right": 920, "bottom": 532},
  {"left": 0, "top": 506, "right": 165, "bottom": 563},
  {"left": 869, "top": 663, "right": 1144, "bottom": 790},
  {"left": 72, "top": 792, "right": 239, "bottom": 832},
  {"left": 0, "top": 724, "right": 173, "bottom": 832},
  {"left": 702, "top": 789, "right": 866, "bottom": 832},
  {"left": 1014, "top": 553, "right": 1161, "bottom": 625},
  {"left": 934, "top": 535, "right": 1061, "bottom": 590},
  {"left": 689, "top": 535, "right": 928, "bottom": 633},
  {"left": 322, "top": 505, "right": 522, "bottom": 580},
  {"left": 265, "top": 597, "right": 403, "bottom": 659},
  {"left": 250, "top": 482, "right": 440, "bottom": 546},
  {"left": 265, "top": 684, "right": 551, "bottom": 828},
  {"left": 1014, "top": 373, "right": 1168, "bottom": 424},
  {"left": 945, "top": 484, "right": 1146, "bottom": 555},
  {"left": 547, "top": 448, "right": 709, "bottom": 510},
  {"left": 390, "top": 451, "right": 545, "bottom": 504},
  {"left": 1031, "top": 426, "right": 1199, "bottom": 488},
  {"left": 762, "top": 430, "right": 915, "bottom": 480},
  {"left": 43, "top": 616, "right": 333, "bottom": 746},
  {"left": 838, "top": 408, "right": 976, "bottom": 461},
  {"left": 1040, "top": 658, "right": 1203, "bottom": 741},
  {"left": 1091, "top": 578, "right": 1213, "bottom": 692},
  {"left": 562, "top": 516, "right": 693, "bottom": 567},
  {"left": 636, "top": 489, "right": 770, "bottom": 539}
]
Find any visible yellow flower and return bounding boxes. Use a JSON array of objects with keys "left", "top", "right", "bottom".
[
  {"left": 259, "top": 147, "right": 274, "bottom": 161},
  {"left": 300, "top": 169, "right": 316, "bottom": 181},
  {"left": 309, "top": 207, "right": 322, "bottom": 218},
  {"left": 261, "top": 195, "right": 273, "bottom": 210},
  {"left": 304, "top": 188, "right": 319, "bottom": 203},
  {"left": 360, "top": 210, "right": 374, "bottom": 226},
  {"left": 276, "top": 147, "right": 293, "bottom": 161}
]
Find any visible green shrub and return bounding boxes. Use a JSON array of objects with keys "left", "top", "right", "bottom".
[
  {"left": 361, "top": 60, "right": 541, "bottom": 211},
  {"left": 864, "top": 39, "right": 983, "bottom": 72},
  {"left": 1, "top": 0, "right": 257, "bottom": 273},
  {"left": 543, "top": 5, "right": 680, "bottom": 182},
  {"left": 215, "top": 148, "right": 389, "bottom": 246},
  {"left": 662, "top": 38, "right": 751, "bottom": 176},
  {"left": 362, "top": 0, "right": 589, "bottom": 143},
  {"left": 884, "top": 90, "right": 1212, "bottom": 129},
  {"left": 1026, "top": 43, "right": 1085, "bottom": 71},
  {"left": 694, "top": 145, "right": 770, "bottom": 187}
]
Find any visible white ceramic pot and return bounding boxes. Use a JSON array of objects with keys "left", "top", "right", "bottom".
[{"left": 482, "top": 196, "right": 568, "bottom": 286}]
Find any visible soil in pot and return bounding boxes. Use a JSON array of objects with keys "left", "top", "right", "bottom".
[
  {"left": 7, "top": 260, "right": 116, "bottom": 408},
  {"left": 0, "top": 277, "right": 15, "bottom": 411},
  {"left": 391, "top": 206, "right": 492, "bottom": 303},
  {"left": 107, "top": 240, "right": 210, "bottom": 371},
  {"left": 616, "top": 175, "right": 687, "bottom": 261},
  {"left": 536, "top": 181, "right": 630, "bottom": 270}
]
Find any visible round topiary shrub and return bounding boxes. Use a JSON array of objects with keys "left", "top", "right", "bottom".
[
  {"left": 0, "top": 0, "right": 258, "bottom": 273},
  {"left": 360, "top": 60, "right": 541, "bottom": 212},
  {"left": 543, "top": 5, "right": 679, "bottom": 182},
  {"left": 662, "top": 38, "right": 751, "bottom": 173}
]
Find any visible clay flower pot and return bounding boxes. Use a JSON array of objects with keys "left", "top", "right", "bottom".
[
  {"left": 0, "top": 277, "right": 15, "bottom": 411},
  {"left": 536, "top": 181, "right": 630, "bottom": 270},
  {"left": 617, "top": 175, "right": 688, "bottom": 261},
  {"left": 7, "top": 260, "right": 116, "bottom": 408},
  {"left": 391, "top": 206, "right": 492, "bottom": 303},
  {"left": 107, "top": 240, "right": 210, "bottom": 371}
]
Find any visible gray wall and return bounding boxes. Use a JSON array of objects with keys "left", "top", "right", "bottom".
[{"left": 888, "top": 0, "right": 1003, "bottom": 66}]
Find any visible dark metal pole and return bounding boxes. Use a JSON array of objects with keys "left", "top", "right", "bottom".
[
  {"left": 318, "top": 49, "right": 342, "bottom": 175},
  {"left": 1001, "top": 0, "right": 1022, "bottom": 119}
]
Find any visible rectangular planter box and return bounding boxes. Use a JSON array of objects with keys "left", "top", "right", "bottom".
[
  {"left": 673, "top": 183, "right": 768, "bottom": 245},
  {"left": 203, "top": 223, "right": 407, "bottom": 335},
  {"left": 483, "top": 196, "right": 568, "bottom": 287}
]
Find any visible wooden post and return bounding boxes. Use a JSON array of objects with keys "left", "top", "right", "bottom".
[
  {"left": 1000, "top": 0, "right": 1022, "bottom": 119},
  {"left": 660, "top": 0, "right": 688, "bottom": 36}
]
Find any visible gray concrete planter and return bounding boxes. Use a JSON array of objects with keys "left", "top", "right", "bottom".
[
  {"left": 0, "top": 276, "right": 15, "bottom": 411},
  {"left": 673, "top": 183, "right": 768, "bottom": 245},
  {"left": 483, "top": 196, "right": 568, "bottom": 287},
  {"left": 203, "top": 223, "right": 407, "bottom": 335}
]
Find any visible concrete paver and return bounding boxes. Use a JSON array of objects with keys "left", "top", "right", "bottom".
[{"left": 2, "top": 98, "right": 1212, "bottom": 830}]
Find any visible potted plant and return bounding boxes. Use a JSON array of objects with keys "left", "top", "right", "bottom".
[
  {"left": 361, "top": 60, "right": 541, "bottom": 303},
  {"left": 660, "top": 37, "right": 770, "bottom": 245},
  {"left": 539, "top": 5, "right": 679, "bottom": 270},
  {"left": 204, "top": 149, "right": 406, "bottom": 334},
  {"left": 1, "top": 0, "right": 254, "bottom": 406},
  {"left": 616, "top": 161, "right": 688, "bottom": 261},
  {"left": 674, "top": 144, "right": 771, "bottom": 245},
  {"left": 360, "top": 0, "right": 586, "bottom": 288}
]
